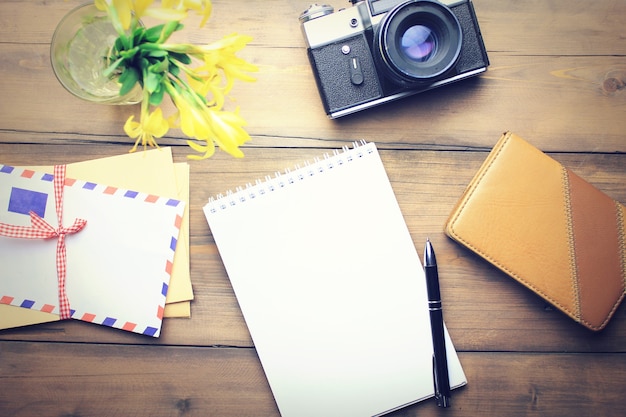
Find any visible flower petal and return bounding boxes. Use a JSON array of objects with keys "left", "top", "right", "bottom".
[
  {"left": 133, "top": 0, "right": 156, "bottom": 18},
  {"left": 145, "top": 108, "right": 170, "bottom": 137},
  {"left": 144, "top": 7, "right": 188, "bottom": 21},
  {"left": 123, "top": 115, "right": 141, "bottom": 137},
  {"left": 186, "top": 138, "right": 216, "bottom": 159},
  {"left": 112, "top": 0, "right": 133, "bottom": 30}
]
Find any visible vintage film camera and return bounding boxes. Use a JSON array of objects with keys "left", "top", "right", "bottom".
[{"left": 299, "top": 0, "right": 489, "bottom": 118}]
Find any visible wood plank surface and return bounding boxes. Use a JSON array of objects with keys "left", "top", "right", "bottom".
[
  {"left": 1, "top": 341, "right": 625, "bottom": 417},
  {"left": 1, "top": 0, "right": 625, "bottom": 416}
]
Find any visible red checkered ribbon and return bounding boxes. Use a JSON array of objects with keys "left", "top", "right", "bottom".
[{"left": 0, "top": 165, "right": 87, "bottom": 319}]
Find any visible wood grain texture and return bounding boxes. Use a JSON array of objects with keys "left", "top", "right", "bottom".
[
  {"left": 1, "top": 1, "right": 625, "bottom": 151},
  {"left": 1, "top": 0, "right": 625, "bottom": 416},
  {"left": 1, "top": 341, "right": 625, "bottom": 417}
]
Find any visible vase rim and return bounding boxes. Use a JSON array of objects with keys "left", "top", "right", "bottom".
[{"left": 50, "top": 2, "right": 143, "bottom": 105}]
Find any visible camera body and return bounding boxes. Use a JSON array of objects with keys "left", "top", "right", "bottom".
[{"left": 299, "top": 0, "right": 489, "bottom": 118}]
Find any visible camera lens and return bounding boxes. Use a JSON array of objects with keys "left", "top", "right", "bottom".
[
  {"left": 375, "top": 0, "right": 462, "bottom": 85},
  {"left": 400, "top": 25, "right": 437, "bottom": 62}
]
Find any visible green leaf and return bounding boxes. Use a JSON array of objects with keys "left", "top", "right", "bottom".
[
  {"left": 114, "top": 36, "right": 125, "bottom": 53},
  {"left": 169, "top": 52, "right": 191, "bottom": 65},
  {"left": 146, "top": 49, "right": 169, "bottom": 58},
  {"left": 145, "top": 71, "right": 162, "bottom": 93},
  {"left": 169, "top": 63, "right": 180, "bottom": 77},
  {"left": 119, "top": 67, "right": 139, "bottom": 96},
  {"left": 144, "top": 24, "right": 165, "bottom": 43},
  {"left": 118, "top": 34, "right": 132, "bottom": 50},
  {"left": 118, "top": 66, "right": 131, "bottom": 83},
  {"left": 159, "top": 21, "right": 184, "bottom": 43},
  {"left": 149, "top": 57, "right": 169, "bottom": 73},
  {"left": 149, "top": 87, "right": 165, "bottom": 106},
  {"left": 138, "top": 42, "right": 160, "bottom": 51},
  {"left": 132, "top": 26, "right": 146, "bottom": 45},
  {"left": 120, "top": 46, "right": 139, "bottom": 60},
  {"left": 102, "top": 57, "right": 125, "bottom": 78}
]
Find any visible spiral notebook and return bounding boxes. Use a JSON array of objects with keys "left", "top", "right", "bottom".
[{"left": 203, "top": 142, "right": 466, "bottom": 417}]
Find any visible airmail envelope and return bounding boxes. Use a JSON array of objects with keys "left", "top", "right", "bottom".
[
  {"left": 0, "top": 148, "right": 192, "bottom": 332},
  {"left": 0, "top": 165, "right": 185, "bottom": 337}
]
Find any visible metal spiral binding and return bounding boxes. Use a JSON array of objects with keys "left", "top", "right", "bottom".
[{"left": 206, "top": 140, "right": 372, "bottom": 214}]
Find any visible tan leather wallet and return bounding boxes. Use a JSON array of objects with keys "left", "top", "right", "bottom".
[{"left": 445, "top": 132, "right": 625, "bottom": 331}]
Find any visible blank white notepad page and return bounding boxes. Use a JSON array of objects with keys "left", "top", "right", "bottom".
[{"left": 204, "top": 142, "right": 466, "bottom": 417}]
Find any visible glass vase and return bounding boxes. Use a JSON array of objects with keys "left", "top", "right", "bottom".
[{"left": 50, "top": 3, "right": 143, "bottom": 105}]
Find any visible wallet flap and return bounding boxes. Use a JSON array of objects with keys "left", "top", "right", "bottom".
[
  {"left": 567, "top": 169, "right": 625, "bottom": 328},
  {"left": 445, "top": 132, "right": 626, "bottom": 331}
]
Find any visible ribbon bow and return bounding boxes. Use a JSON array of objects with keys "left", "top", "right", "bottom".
[{"left": 0, "top": 165, "right": 87, "bottom": 319}]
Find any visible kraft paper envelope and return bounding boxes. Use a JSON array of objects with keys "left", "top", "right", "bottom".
[
  {"left": 163, "top": 161, "right": 191, "bottom": 318},
  {"left": 0, "top": 148, "right": 192, "bottom": 332},
  {"left": 0, "top": 165, "right": 185, "bottom": 336}
]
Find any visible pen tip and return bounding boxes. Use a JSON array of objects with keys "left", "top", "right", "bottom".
[{"left": 424, "top": 238, "right": 436, "bottom": 265}]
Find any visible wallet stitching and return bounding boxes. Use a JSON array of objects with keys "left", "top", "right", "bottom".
[
  {"left": 448, "top": 132, "right": 592, "bottom": 328},
  {"left": 609, "top": 202, "right": 626, "bottom": 330},
  {"left": 597, "top": 203, "right": 626, "bottom": 329},
  {"left": 562, "top": 167, "right": 582, "bottom": 324},
  {"left": 618, "top": 202, "right": 626, "bottom": 289}
]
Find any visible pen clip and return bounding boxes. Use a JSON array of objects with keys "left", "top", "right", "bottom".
[
  {"left": 432, "top": 354, "right": 441, "bottom": 402},
  {"left": 433, "top": 353, "right": 452, "bottom": 408}
]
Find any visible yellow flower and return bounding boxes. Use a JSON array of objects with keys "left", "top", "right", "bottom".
[
  {"left": 124, "top": 107, "right": 170, "bottom": 152},
  {"left": 166, "top": 82, "right": 250, "bottom": 159},
  {"left": 186, "top": 107, "right": 251, "bottom": 160},
  {"left": 186, "top": 73, "right": 224, "bottom": 108},
  {"left": 163, "top": 0, "right": 213, "bottom": 26},
  {"left": 168, "top": 86, "right": 213, "bottom": 139},
  {"left": 162, "top": 33, "right": 257, "bottom": 101},
  {"left": 96, "top": 0, "right": 190, "bottom": 30},
  {"left": 95, "top": 0, "right": 256, "bottom": 158},
  {"left": 183, "top": 0, "right": 213, "bottom": 27},
  {"left": 195, "top": 34, "right": 258, "bottom": 94},
  {"left": 94, "top": 0, "right": 133, "bottom": 30},
  {"left": 163, "top": 33, "right": 253, "bottom": 56},
  {"left": 143, "top": 5, "right": 187, "bottom": 22},
  {"left": 206, "top": 107, "right": 250, "bottom": 158},
  {"left": 186, "top": 136, "right": 216, "bottom": 159},
  {"left": 132, "top": 0, "right": 156, "bottom": 18}
]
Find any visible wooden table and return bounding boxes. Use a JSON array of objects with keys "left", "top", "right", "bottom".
[{"left": 1, "top": 1, "right": 625, "bottom": 416}]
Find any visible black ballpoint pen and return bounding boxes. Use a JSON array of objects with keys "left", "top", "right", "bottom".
[{"left": 424, "top": 238, "right": 451, "bottom": 408}]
